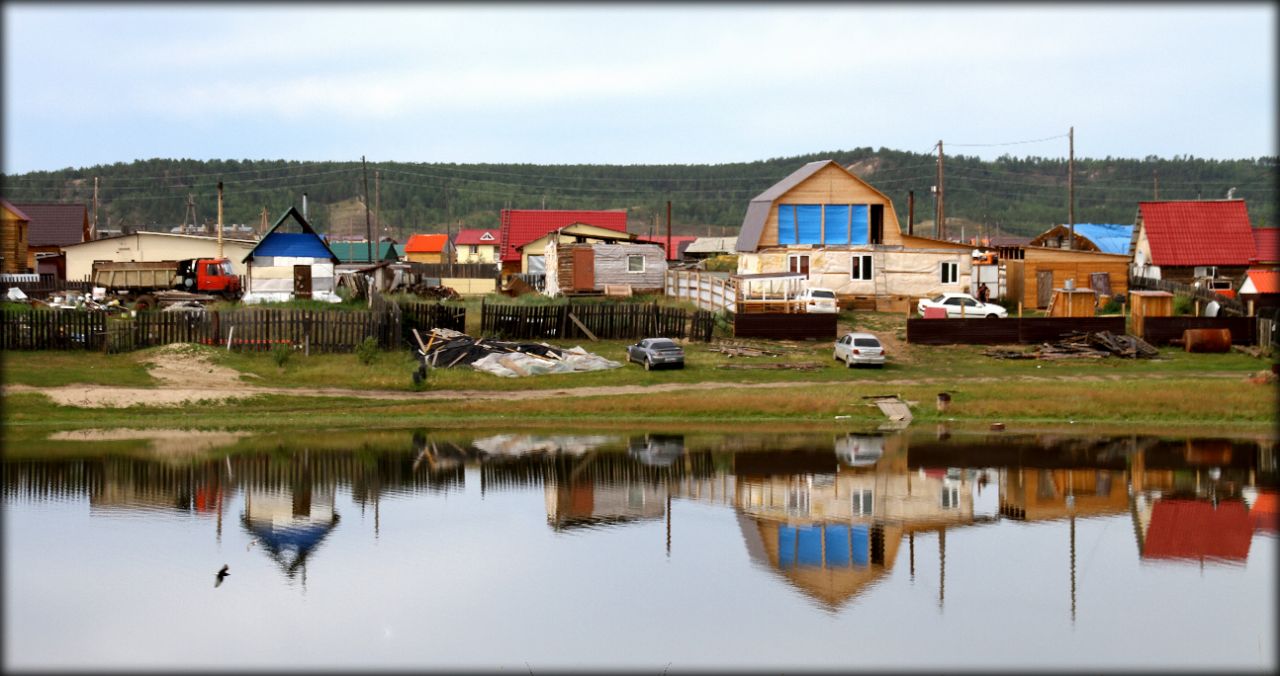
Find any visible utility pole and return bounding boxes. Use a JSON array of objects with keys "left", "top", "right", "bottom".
[
  {"left": 92, "top": 177, "right": 99, "bottom": 239},
  {"left": 1068, "top": 126, "right": 1075, "bottom": 250},
  {"left": 1153, "top": 169, "right": 1159, "bottom": 200},
  {"left": 936, "top": 140, "right": 945, "bottom": 240},
  {"left": 374, "top": 169, "right": 381, "bottom": 243},
  {"left": 259, "top": 206, "right": 269, "bottom": 238},
  {"left": 666, "top": 200, "right": 672, "bottom": 262},
  {"left": 362, "top": 156, "right": 373, "bottom": 263},
  {"left": 183, "top": 193, "right": 198, "bottom": 235},
  {"left": 908, "top": 190, "right": 915, "bottom": 236},
  {"left": 216, "top": 181, "right": 224, "bottom": 258}
]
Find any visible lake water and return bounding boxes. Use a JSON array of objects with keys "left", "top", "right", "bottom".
[{"left": 3, "top": 427, "right": 1276, "bottom": 672}]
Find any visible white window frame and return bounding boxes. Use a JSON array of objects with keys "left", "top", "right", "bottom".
[
  {"left": 851, "top": 254, "right": 873, "bottom": 281},
  {"left": 941, "top": 261, "right": 959, "bottom": 284},
  {"left": 627, "top": 254, "right": 645, "bottom": 273},
  {"left": 851, "top": 489, "right": 874, "bottom": 516}
]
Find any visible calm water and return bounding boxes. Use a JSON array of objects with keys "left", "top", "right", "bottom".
[{"left": 3, "top": 427, "right": 1276, "bottom": 671}]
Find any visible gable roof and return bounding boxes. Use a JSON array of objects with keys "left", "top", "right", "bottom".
[
  {"left": 1141, "top": 498, "right": 1251, "bottom": 562},
  {"left": 735, "top": 160, "right": 895, "bottom": 252},
  {"left": 1242, "top": 268, "right": 1280, "bottom": 295},
  {"left": 7, "top": 202, "right": 88, "bottom": 247},
  {"left": 243, "top": 206, "right": 339, "bottom": 263},
  {"left": 1138, "top": 200, "right": 1255, "bottom": 267},
  {"left": 499, "top": 209, "right": 628, "bottom": 262},
  {"left": 1252, "top": 228, "right": 1279, "bottom": 264},
  {"left": 327, "top": 240, "right": 399, "bottom": 263},
  {"left": 454, "top": 229, "right": 499, "bottom": 246},
  {"left": 405, "top": 233, "right": 451, "bottom": 253},
  {"left": 1, "top": 199, "right": 31, "bottom": 221},
  {"left": 685, "top": 236, "right": 739, "bottom": 254}
]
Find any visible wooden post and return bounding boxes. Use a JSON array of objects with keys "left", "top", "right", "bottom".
[
  {"left": 1018, "top": 301, "right": 1023, "bottom": 318},
  {"left": 937, "top": 140, "right": 945, "bottom": 240},
  {"left": 908, "top": 190, "right": 915, "bottom": 236},
  {"left": 1067, "top": 126, "right": 1074, "bottom": 250},
  {"left": 216, "top": 181, "right": 224, "bottom": 259}
]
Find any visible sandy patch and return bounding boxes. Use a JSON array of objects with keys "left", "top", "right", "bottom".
[
  {"left": 49, "top": 428, "right": 251, "bottom": 455},
  {"left": 146, "top": 343, "right": 245, "bottom": 388}
]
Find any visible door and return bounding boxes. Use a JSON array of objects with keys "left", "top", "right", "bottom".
[
  {"left": 293, "top": 265, "right": 312, "bottom": 299},
  {"left": 869, "top": 205, "right": 884, "bottom": 244},
  {"left": 572, "top": 248, "right": 595, "bottom": 292},
  {"left": 1036, "top": 270, "right": 1054, "bottom": 308},
  {"left": 1089, "top": 272, "right": 1112, "bottom": 297}
]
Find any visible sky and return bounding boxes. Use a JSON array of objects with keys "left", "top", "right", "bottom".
[{"left": 2, "top": 3, "right": 1275, "bottom": 174}]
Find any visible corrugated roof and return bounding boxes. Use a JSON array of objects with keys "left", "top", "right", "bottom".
[
  {"left": 328, "top": 241, "right": 398, "bottom": 262},
  {"left": 1251, "top": 228, "right": 1279, "bottom": 264},
  {"left": 1243, "top": 268, "right": 1280, "bottom": 295},
  {"left": 405, "top": 233, "right": 450, "bottom": 253},
  {"left": 1142, "top": 498, "right": 1251, "bottom": 561},
  {"left": 454, "top": 229, "right": 499, "bottom": 246},
  {"left": 685, "top": 236, "right": 739, "bottom": 254},
  {"left": 8, "top": 202, "right": 88, "bottom": 247},
  {"left": 499, "top": 209, "right": 628, "bottom": 262},
  {"left": 1138, "top": 200, "right": 1255, "bottom": 266}
]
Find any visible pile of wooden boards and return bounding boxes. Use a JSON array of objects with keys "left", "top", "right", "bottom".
[
  {"left": 705, "top": 341, "right": 784, "bottom": 357},
  {"left": 983, "top": 331, "right": 1159, "bottom": 360},
  {"left": 404, "top": 283, "right": 460, "bottom": 301},
  {"left": 413, "top": 328, "right": 564, "bottom": 368}
]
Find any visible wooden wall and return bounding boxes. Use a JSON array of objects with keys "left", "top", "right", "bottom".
[
  {"left": 759, "top": 164, "right": 902, "bottom": 248},
  {"left": 1016, "top": 249, "right": 1130, "bottom": 309},
  {"left": 1, "top": 210, "right": 28, "bottom": 274}
]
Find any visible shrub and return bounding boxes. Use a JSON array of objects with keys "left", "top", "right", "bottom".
[
  {"left": 271, "top": 344, "right": 292, "bottom": 368},
  {"left": 1173, "top": 295, "right": 1195, "bottom": 316},
  {"left": 703, "top": 255, "right": 739, "bottom": 272},
  {"left": 1099, "top": 295, "right": 1124, "bottom": 314},
  {"left": 356, "top": 336, "right": 379, "bottom": 365}
]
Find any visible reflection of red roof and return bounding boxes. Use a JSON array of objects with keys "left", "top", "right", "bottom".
[
  {"left": 454, "top": 229, "right": 498, "bottom": 246},
  {"left": 1252, "top": 228, "right": 1279, "bottom": 264},
  {"left": 1138, "top": 201, "right": 1255, "bottom": 267},
  {"left": 499, "top": 209, "right": 627, "bottom": 262},
  {"left": 405, "top": 234, "right": 450, "bottom": 253},
  {"left": 1245, "top": 268, "right": 1280, "bottom": 295},
  {"left": 1251, "top": 490, "right": 1277, "bottom": 534},
  {"left": 1144, "top": 499, "right": 1251, "bottom": 561}
]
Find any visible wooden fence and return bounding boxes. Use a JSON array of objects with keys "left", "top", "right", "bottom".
[
  {"left": 403, "top": 262, "right": 500, "bottom": 279},
  {"left": 665, "top": 270, "right": 736, "bottom": 313},
  {"left": 400, "top": 301, "right": 467, "bottom": 345},
  {"left": 1260, "top": 316, "right": 1278, "bottom": 348},
  {"left": 906, "top": 317, "right": 1127, "bottom": 345},
  {"left": 0, "top": 309, "right": 107, "bottom": 350},
  {"left": 1141, "top": 316, "right": 1258, "bottom": 346},
  {"left": 1129, "top": 275, "right": 1245, "bottom": 315},
  {"left": 733, "top": 312, "right": 837, "bottom": 340},
  {"left": 0, "top": 274, "right": 94, "bottom": 298},
  {"left": 480, "top": 301, "right": 715, "bottom": 341}
]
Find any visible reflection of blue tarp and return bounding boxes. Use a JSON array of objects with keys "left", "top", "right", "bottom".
[
  {"left": 779, "top": 524, "right": 796, "bottom": 567},
  {"left": 852, "top": 525, "right": 869, "bottom": 566},
  {"left": 825, "top": 525, "right": 851, "bottom": 566},
  {"left": 797, "top": 206, "right": 822, "bottom": 244},
  {"left": 823, "top": 206, "right": 850, "bottom": 244},
  {"left": 797, "top": 525, "right": 823, "bottom": 565},
  {"left": 778, "top": 523, "right": 872, "bottom": 568},
  {"left": 778, "top": 205, "right": 797, "bottom": 244},
  {"left": 850, "top": 205, "right": 869, "bottom": 245}
]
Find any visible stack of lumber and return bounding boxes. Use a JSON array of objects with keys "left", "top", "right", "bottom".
[
  {"left": 983, "top": 331, "right": 1158, "bottom": 360},
  {"left": 705, "top": 342, "right": 783, "bottom": 357}
]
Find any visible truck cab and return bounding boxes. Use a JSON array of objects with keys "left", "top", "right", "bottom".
[{"left": 175, "top": 258, "right": 240, "bottom": 297}]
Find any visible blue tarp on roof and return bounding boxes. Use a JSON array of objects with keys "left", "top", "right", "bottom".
[
  {"left": 1072, "top": 223, "right": 1134, "bottom": 255},
  {"left": 252, "top": 232, "right": 335, "bottom": 259}
]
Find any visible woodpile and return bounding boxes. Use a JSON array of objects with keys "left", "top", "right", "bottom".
[
  {"left": 403, "top": 283, "right": 460, "bottom": 301},
  {"left": 718, "top": 362, "right": 824, "bottom": 371},
  {"left": 705, "top": 341, "right": 784, "bottom": 358},
  {"left": 983, "top": 331, "right": 1159, "bottom": 360}
]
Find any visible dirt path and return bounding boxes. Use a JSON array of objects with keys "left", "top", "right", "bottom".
[{"left": 1, "top": 346, "right": 1256, "bottom": 409}]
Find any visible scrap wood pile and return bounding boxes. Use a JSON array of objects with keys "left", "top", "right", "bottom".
[
  {"left": 403, "top": 282, "right": 460, "bottom": 300},
  {"left": 983, "top": 331, "right": 1159, "bottom": 360},
  {"left": 412, "top": 327, "right": 620, "bottom": 378},
  {"left": 5, "top": 287, "right": 130, "bottom": 314},
  {"left": 705, "top": 341, "right": 784, "bottom": 358}
]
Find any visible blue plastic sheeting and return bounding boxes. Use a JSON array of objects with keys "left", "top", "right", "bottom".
[
  {"left": 850, "top": 205, "right": 869, "bottom": 245},
  {"left": 1072, "top": 223, "right": 1134, "bottom": 255},
  {"left": 852, "top": 525, "right": 870, "bottom": 566},
  {"left": 825, "top": 525, "right": 851, "bottom": 566},
  {"left": 797, "top": 525, "right": 823, "bottom": 566},
  {"left": 777, "top": 205, "right": 797, "bottom": 244},
  {"left": 796, "top": 206, "right": 823, "bottom": 244},
  {"left": 823, "top": 205, "right": 850, "bottom": 244},
  {"left": 778, "top": 524, "right": 796, "bottom": 567},
  {"left": 253, "top": 233, "right": 335, "bottom": 259}
]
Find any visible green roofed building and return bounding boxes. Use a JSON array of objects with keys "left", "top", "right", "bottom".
[{"left": 328, "top": 240, "right": 401, "bottom": 263}]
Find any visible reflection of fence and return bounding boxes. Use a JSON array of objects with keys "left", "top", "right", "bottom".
[
  {"left": 906, "top": 317, "right": 1127, "bottom": 345},
  {"left": 480, "top": 301, "right": 715, "bottom": 341},
  {"left": 665, "top": 270, "right": 736, "bottom": 313},
  {"left": 1141, "top": 316, "right": 1258, "bottom": 346},
  {"left": 1130, "top": 275, "right": 1244, "bottom": 315}
]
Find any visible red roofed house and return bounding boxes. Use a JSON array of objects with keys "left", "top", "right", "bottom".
[
  {"left": 498, "top": 209, "right": 628, "bottom": 275},
  {"left": 453, "top": 229, "right": 499, "bottom": 265},
  {"left": 8, "top": 202, "right": 90, "bottom": 279},
  {"left": 1, "top": 199, "right": 30, "bottom": 274},
  {"left": 404, "top": 234, "right": 453, "bottom": 264},
  {"left": 636, "top": 235, "right": 699, "bottom": 261},
  {"left": 1137, "top": 498, "right": 1252, "bottom": 563},
  {"left": 1131, "top": 200, "right": 1256, "bottom": 286},
  {"left": 1240, "top": 228, "right": 1280, "bottom": 314}
]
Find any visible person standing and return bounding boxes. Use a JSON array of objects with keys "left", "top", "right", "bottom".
[{"left": 977, "top": 282, "right": 990, "bottom": 305}]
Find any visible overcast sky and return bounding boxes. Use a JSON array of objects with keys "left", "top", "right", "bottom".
[{"left": 2, "top": 3, "right": 1275, "bottom": 173}]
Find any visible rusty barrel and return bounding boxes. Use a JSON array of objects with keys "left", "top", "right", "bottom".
[{"left": 1183, "top": 328, "right": 1231, "bottom": 353}]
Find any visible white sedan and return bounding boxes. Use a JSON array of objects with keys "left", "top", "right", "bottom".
[
  {"left": 797, "top": 287, "right": 838, "bottom": 313},
  {"left": 917, "top": 292, "right": 1007, "bottom": 318}
]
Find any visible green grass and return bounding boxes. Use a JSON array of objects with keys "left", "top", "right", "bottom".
[{"left": 0, "top": 351, "right": 157, "bottom": 388}]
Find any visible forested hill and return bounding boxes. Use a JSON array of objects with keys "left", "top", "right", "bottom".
[{"left": 1, "top": 149, "right": 1275, "bottom": 241}]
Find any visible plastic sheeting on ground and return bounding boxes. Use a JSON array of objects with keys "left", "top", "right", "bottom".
[{"left": 470, "top": 346, "right": 622, "bottom": 378}]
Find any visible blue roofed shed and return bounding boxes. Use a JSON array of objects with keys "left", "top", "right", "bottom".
[{"left": 242, "top": 206, "right": 342, "bottom": 303}]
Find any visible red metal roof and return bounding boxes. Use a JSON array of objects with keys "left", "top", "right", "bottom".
[
  {"left": 1251, "top": 490, "right": 1277, "bottom": 533},
  {"left": 1251, "top": 228, "right": 1279, "bottom": 264},
  {"left": 7, "top": 202, "right": 88, "bottom": 247},
  {"left": 499, "top": 209, "right": 627, "bottom": 262},
  {"left": 1142, "top": 498, "right": 1251, "bottom": 561},
  {"left": 454, "top": 229, "right": 499, "bottom": 246},
  {"left": 636, "top": 235, "right": 698, "bottom": 260},
  {"left": 1138, "top": 200, "right": 1255, "bottom": 267},
  {"left": 1245, "top": 268, "right": 1280, "bottom": 294},
  {"left": 404, "top": 234, "right": 450, "bottom": 253}
]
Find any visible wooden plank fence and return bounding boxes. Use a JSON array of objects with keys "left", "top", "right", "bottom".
[
  {"left": 1129, "top": 275, "right": 1245, "bottom": 315},
  {"left": 480, "top": 301, "right": 715, "bottom": 341},
  {"left": 907, "top": 317, "right": 1127, "bottom": 345},
  {"left": 0, "top": 309, "right": 107, "bottom": 350},
  {"left": 665, "top": 270, "right": 736, "bottom": 313},
  {"left": 733, "top": 312, "right": 837, "bottom": 340},
  {"left": 1141, "top": 316, "right": 1258, "bottom": 346}
]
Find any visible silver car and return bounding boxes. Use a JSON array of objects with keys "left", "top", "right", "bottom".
[
  {"left": 833, "top": 332, "right": 885, "bottom": 368},
  {"left": 627, "top": 337, "right": 685, "bottom": 371}
]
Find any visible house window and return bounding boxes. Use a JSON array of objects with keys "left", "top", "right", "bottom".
[
  {"left": 627, "top": 254, "right": 645, "bottom": 273},
  {"left": 851, "top": 254, "right": 873, "bottom": 281},
  {"left": 788, "top": 254, "right": 810, "bottom": 275},
  {"left": 941, "top": 261, "right": 959, "bottom": 284},
  {"left": 941, "top": 486, "right": 960, "bottom": 509},
  {"left": 852, "top": 489, "right": 874, "bottom": 516},
  {"left": 469, "top": 245, "right": 479, "bottom": 255}
]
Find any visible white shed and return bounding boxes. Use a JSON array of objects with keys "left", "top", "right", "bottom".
[{"left": 241, "top": 206, "right": 341, "bottom": 303}]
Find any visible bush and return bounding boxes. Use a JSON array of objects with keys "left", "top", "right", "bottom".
[
  {"left": 271, "top": 344, "right": 292, "bottom": 368},
  {"left": 1099, "top": 295, "right": 1125, "bottom": 314},
  {"left": 356, "top": 336, "right": 379, "bottom": 365},
  {"left": 1174, "top": 295, "right": 1195, "bottom": 316},
  {"left": 703, "top": 255, "right": 739, "bottom": 272}
]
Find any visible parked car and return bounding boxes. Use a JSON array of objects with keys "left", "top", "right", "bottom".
[
  {"left": 797, "top": 287, "right": 838, "bottom": 313},
  {"left": 627, "top": 337, "right": 685, "bottom": 371},
  {"left": 833, "top": 332, "right": 885, "bottom": 368},
  {"left": 916, "top": 292, "right": 1008, "bottom": 318}
]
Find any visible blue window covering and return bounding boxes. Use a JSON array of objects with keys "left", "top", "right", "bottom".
[
  {"left": 796, "top": 206, "right": 822, "bottom": 244},
  {"left": 778, "top": 525, "right": 796, "bottom": 568},
  {"left": 852, "top": 525, "right": 870, "bottom": 567},
  {"left": 797, "top": 525, "right": 823, "bottom": 566},
  {"left": 777, "top": 205, "right": 797, "bottom": 245},
  {"left": 849, "top": 205, "right": 870, "bottom": 244},
  {"left": 823, "top": 205, "right": 850, "bottom": 245},
  {"left": 825, "top": 525, "right": 851, "bottom": 566}
]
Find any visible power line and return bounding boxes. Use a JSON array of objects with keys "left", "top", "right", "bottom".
[{"left": 943, "top": 133, "right": 1070, "bottom": 148}]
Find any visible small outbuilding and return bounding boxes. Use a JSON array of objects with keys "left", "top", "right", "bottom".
[
  {"left": 241, "top": 206, "right": 341, "bottom": 303},
  {"left": 544, "top": 235, "right": 666, "bottom": 297}
]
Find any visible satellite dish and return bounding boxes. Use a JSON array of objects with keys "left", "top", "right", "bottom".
[{"left": 1204, "top": 300, "right": 1220, "bottom": 317}]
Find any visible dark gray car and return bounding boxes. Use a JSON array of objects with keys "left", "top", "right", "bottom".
[{"left": 626, "top": 338, "right": 685, "bottom": 371}]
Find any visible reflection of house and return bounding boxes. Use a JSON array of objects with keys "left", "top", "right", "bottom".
[
  {"left": 997, "top": 468, "right": 1129, "bottom": 521},
  {"left": 1132, "top": 497, "right": 1252, "bottom": 564},
  {"left": 499, "top": 209, "right": 629, "bottom": 276},
  {"left": 241, "top": 207, "right": 341, "bottom": 303},
  {"left": 242, "top": 485, "right": 340, "bottom": 579},
  {"left": 545, "top": 479, "right": 666, "bottom": 531}
]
